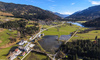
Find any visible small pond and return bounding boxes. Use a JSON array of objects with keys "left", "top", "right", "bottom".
[{"left": 38, "top": 35, "right": 61, "bottom": 53}]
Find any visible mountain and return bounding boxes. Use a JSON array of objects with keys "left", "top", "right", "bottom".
[
  {"left": 45, "top": 10, "right": 69, "bottom": 18},
  {"left": 53, "top": 12, "right": 69, "bottom": 18},
  {"left": 0, "top": 1, "right": 61, "bottom": 20},
  {"left": 83, "top": 17, "right": 100, "bottom": 27},
  {"left": 66, "top": 5, "right": 100, "bottom": 21}
]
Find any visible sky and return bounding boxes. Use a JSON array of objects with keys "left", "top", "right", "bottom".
[{"left": 0, "top": 0, "right": 100, "bottom": 15}]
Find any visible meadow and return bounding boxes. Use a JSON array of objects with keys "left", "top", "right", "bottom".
[
  {"left": 42, "top": 24, "right": 81, "bottom": 37},
  {"left": 71, "top": 30, "right": 100, "bottom": 41},
  {"left": 0, "top": 16, "right": 21, "bottom": 22},
  {"left": 0, "top": 29, "right": 17, "bottom": 47},
  {"left": 0, "top": 45, "right": 18, "bottom": 59},
  {"left": 24, "top": 52, "right": 49, "bottom": 60}
]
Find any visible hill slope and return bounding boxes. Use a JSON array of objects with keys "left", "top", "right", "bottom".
[
  {"left": 66, "top": 5, "right": 100, "bottom": 21},
  {"left": 83, "top": 17, "right": 100, "bottom": 27},
  {"left": 0, "top": 1, "right": 61, "bottom": 20}
]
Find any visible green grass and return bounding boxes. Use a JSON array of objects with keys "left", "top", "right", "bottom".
[
  {"left": 0, "top": 16, "right": 21, "bottom": 22},
  {"left": 0, "top": 29, "right": 17, "bottom": 46},
  {"left": 52, "top": 22, "right": 61, "bottom": 25},
  {"left": 43, "top": 25, "right": 52, "bottom": 28},
  {"left": 76, "top": 21, "right": 87, "bottom": 23},
  {"left": 26, "top": 21, "right": 37, "bottom": 28},
  {"left": 42, "top": 22, "right": 62, "bottom": 29},
  {"left": 25, "top": 25, "right": 34, "bottom": 27},
  {"left": 24, "top": 52, "right": 49, "bottom": 60},
  {"left": 16, "top": 54, "right": 26, "bottom": 60},
  {"left": 70, "top": 30, "right": 100, "bottom": 41},
  {"left": 42, "top": 24, "right": 81, "bottom": 37},
  {"left": 42, "top": 22, "right": 100, "bottom": 42},
  {"left": 0, "top": 45, "right": 18, "bottom": 59}
]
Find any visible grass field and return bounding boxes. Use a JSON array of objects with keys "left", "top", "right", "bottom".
[
  {"left": 24, "top": 52, "right": 49, "bottom": 60},
  {"left": 42, "top": 25, "right": 52, "bottom": 28},
  {"left": 0, "top": 29, "right": 17, "bottom": 47},
  {"left": 0, "top": 16, "right": 21, "bottom": 22},
  {"left": 42, "top": 24, "right": 81, "bottom": 37},
  {"left": 70, "top": 30, "right": 100, "bottom": 41},
  {"left": 0, "top": 11, "right": 21, "bottom": 22},
  {"left": 0, "top": 45, "right": 18, "bottom": 59},
  {"left": 25, "top": 25, "right": 34, "bottom": 27},
  {"left": 76, "top": 21, "right": 87, "bottom": 23}
]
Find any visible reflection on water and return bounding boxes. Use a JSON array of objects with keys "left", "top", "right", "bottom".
[
  {"left": 38, "top": 35, "right": 61, "bottom": 53},
  {"left": 67, "top": 22, "right": 84, "bottom": 27},
  {"left": 59, "top": 35, "right": 71, "bottom": 41}
]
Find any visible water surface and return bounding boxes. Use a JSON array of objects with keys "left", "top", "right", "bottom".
[
  {"left": 38, "top": 35, "right": 61, "bottom": 53},
  {"left": 67, "top": 21, "right": 84, "bottom": 27}
]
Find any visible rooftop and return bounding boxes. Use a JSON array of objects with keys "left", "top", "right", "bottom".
[{"left": 15, "top": 48, "right": 19, "bottom": 52}]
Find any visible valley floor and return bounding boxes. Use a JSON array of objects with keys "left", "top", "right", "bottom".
[{"left": 0, "top": 21, "right": 100, "bottom": 60}]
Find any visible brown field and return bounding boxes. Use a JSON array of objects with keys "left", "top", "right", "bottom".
[{"left": 0, "top": 11, "right": 13, "bottom": 16}]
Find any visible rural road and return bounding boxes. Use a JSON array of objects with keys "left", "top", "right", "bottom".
[{"left": 21, "top": 22, "right": 65, "bottom": 60}]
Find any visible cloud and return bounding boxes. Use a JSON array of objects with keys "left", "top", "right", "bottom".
[
  {"left": 48, "top": 0, "right": 55, "bottom": 2},
  {"left": 89, "top": 0, "right": 100, "bottom": 5},
  {"left": 60, "top": 12, "right": 73, "bottom": 15},
  {"left": 71, "top": 3, "right": 75, "bottom": 5},
  {"left": 91, "top": 1, "right": 100, "bottom": 5}
]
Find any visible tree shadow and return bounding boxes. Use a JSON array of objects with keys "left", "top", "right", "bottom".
[{"left": 3, "top": 46, "right": 18, "bottom": 56}]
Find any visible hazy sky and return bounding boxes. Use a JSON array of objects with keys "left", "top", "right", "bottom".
[{"left": 0, "top": 0, "right": 100, "bottom": 15}]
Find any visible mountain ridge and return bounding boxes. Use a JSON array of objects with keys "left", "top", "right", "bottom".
[
  {"left": 45, "top": 10, "right": 69, "bottom": 18},
  {"left": 0, "top": 1, "right": 61, "bottom": 20},
  {"left": 66, "top": 5, "right": 100, "bottom": 21},
  {"left": 53, "top": 12, "right": 69, "bottom": 18}
]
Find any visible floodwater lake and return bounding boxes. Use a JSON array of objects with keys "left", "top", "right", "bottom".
[{"left": 38, "top": 35, "right": 61, "bottom": 53}]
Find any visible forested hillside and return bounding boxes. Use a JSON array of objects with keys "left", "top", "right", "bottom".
[
  {"left": 66, "top": 5, "right": 100, "bottom": 21},
  {"left": 0, "top": 1, "right": 61, "bottom": 20},
  {"left": 83, "top": 17, "right": 100, "bottom": 27},
  {"left": 0, "top": 19, "right": 39, "bottom": 37},
  {"left": 60, "top": 40, "right": 100, "bottom": 60}
]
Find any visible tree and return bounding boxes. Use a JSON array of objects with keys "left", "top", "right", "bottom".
[
  {"left": 95, "top": 36, "right": 98, "bottom": 40},
  {"left": 75, "top": 54, "right": 78, "bottom": 60}
]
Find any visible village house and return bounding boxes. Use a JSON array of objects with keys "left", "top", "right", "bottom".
[
  {"left": 9, "top": 48, "right": 22, "bottom": 60},
  {"left": 18, "top": 40, "right": 28, "bottom": 45},
  {"left": 24, "top": 47, "right": 30, "bottom": 52},
  {"left": 29, "top": 44, "right": 35, "bottom": 48},
  {"left": 21, "top": 52, "right": 26, "bottom": 56},
  {"left": 15, "top": 48, "right": 20, "bottom": 53}
]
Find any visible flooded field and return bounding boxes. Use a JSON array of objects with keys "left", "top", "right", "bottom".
[
  {"left": 38, "top": 35, "right": 62, "bottom": 53},
  {"left": 59, "top": 35, "right": 71, "bottom": 41}
]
